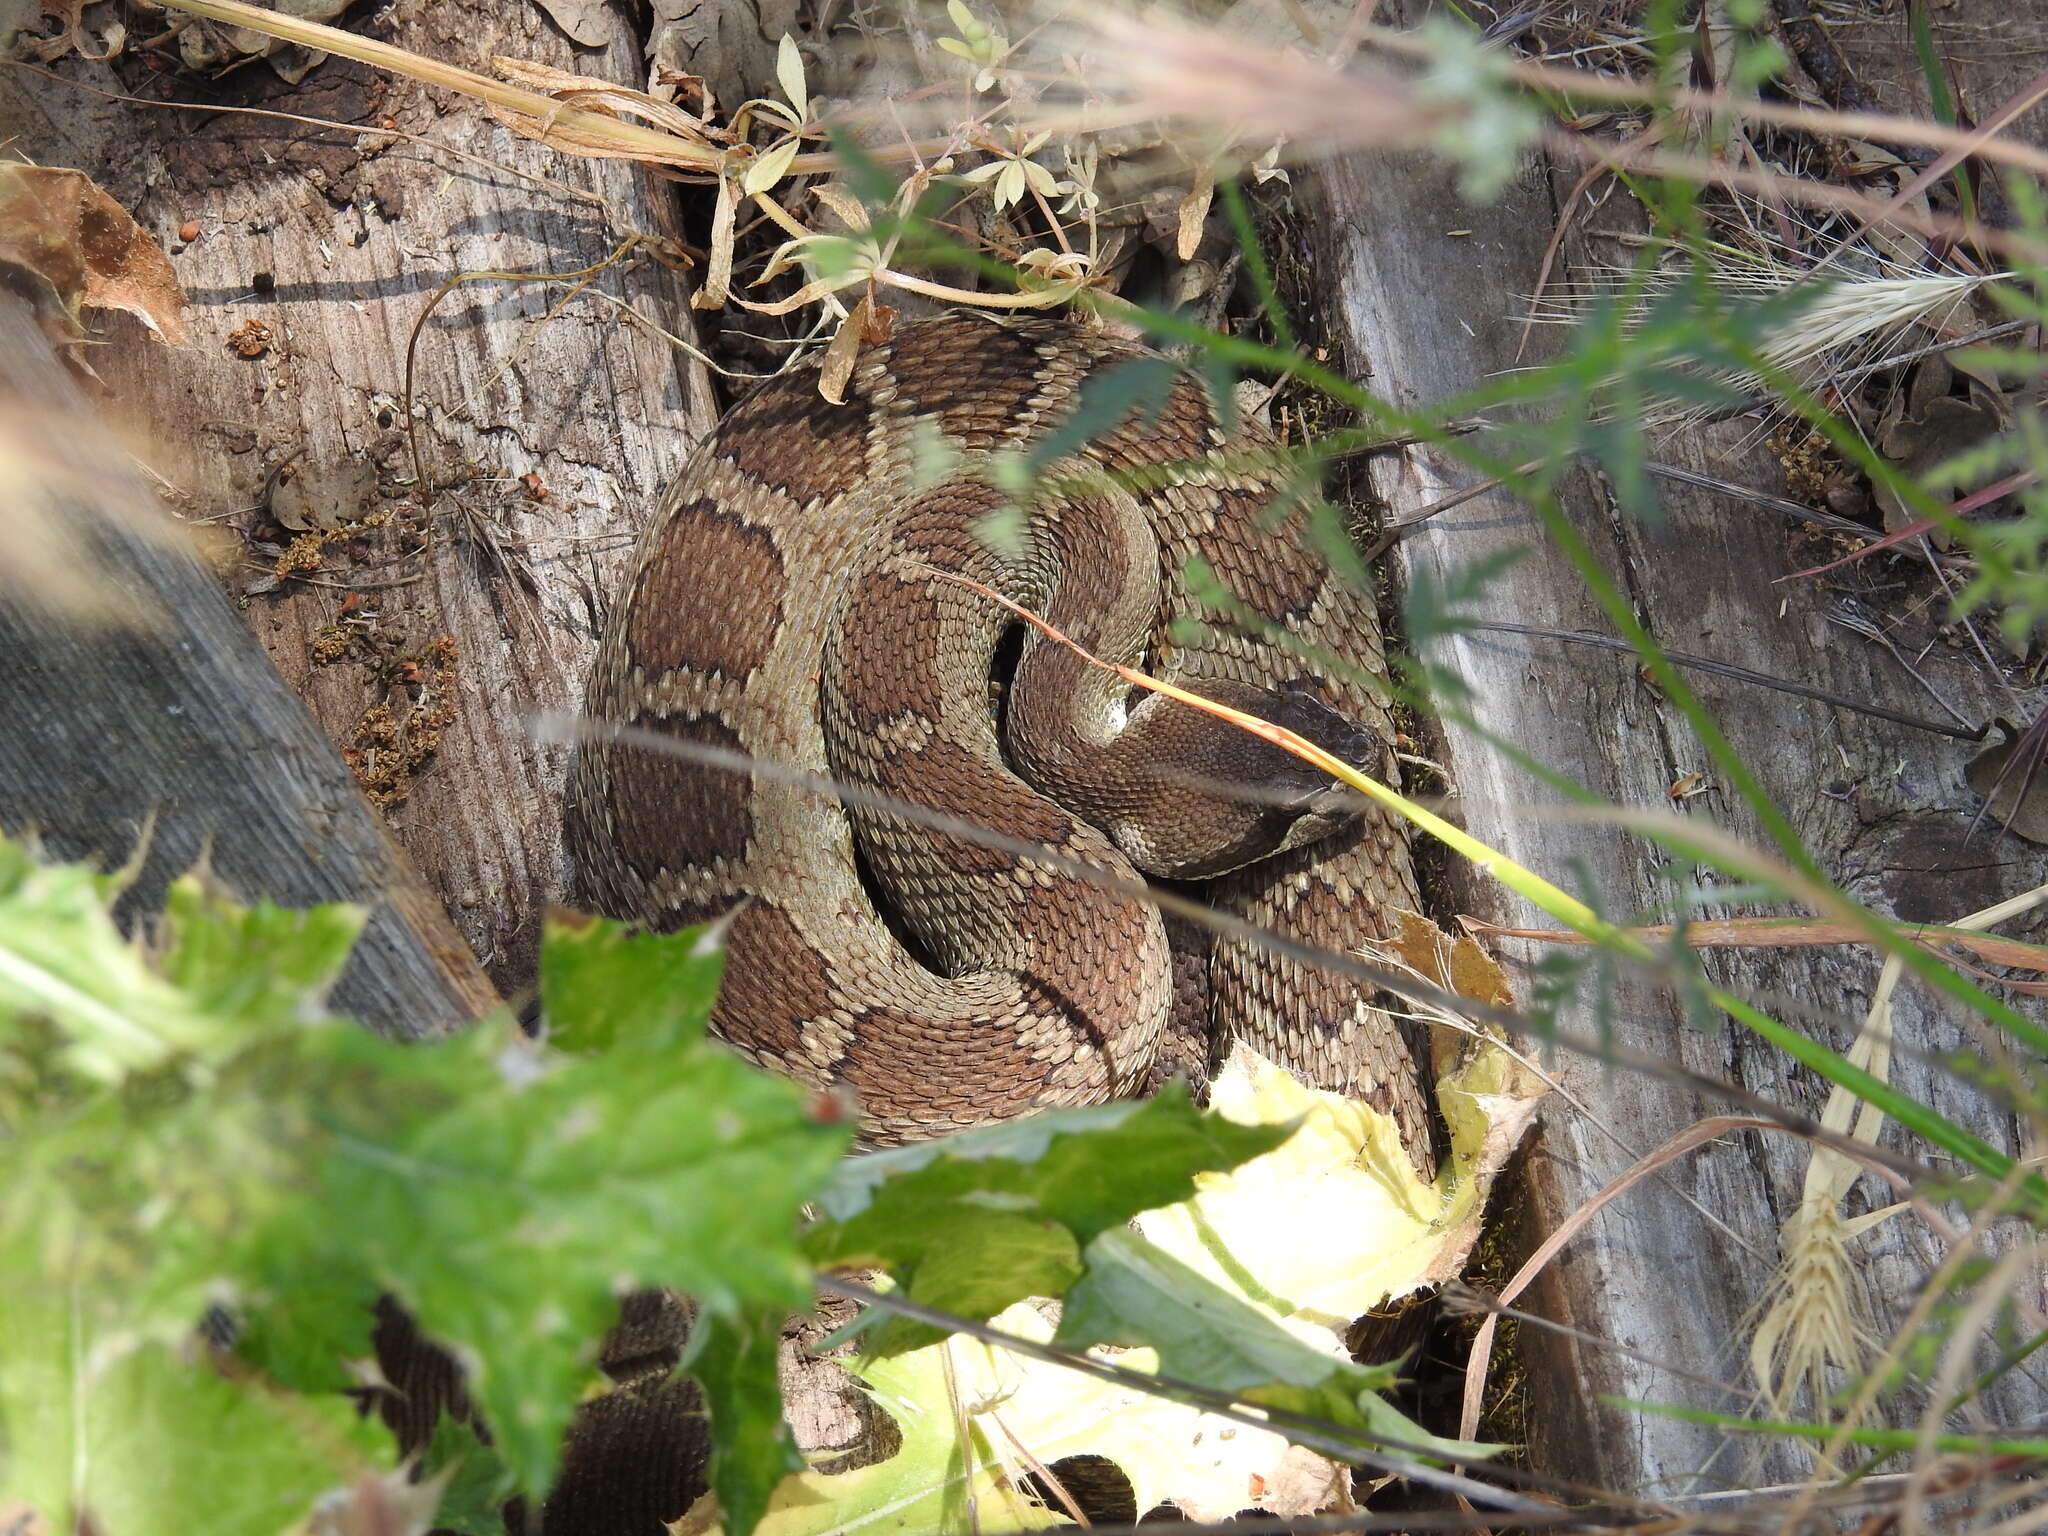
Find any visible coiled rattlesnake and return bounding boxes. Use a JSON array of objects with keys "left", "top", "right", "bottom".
[{"left": 569, "top": 313, "right": 1424, "bottom": 1147}]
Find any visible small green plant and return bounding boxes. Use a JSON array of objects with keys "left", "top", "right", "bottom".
[{"left": 0, "top": 832, "right": 1516, "bottom": 1535}]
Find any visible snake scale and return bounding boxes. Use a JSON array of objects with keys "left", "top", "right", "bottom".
[{"left": 569, "top": 312, "right": 1426, "bottom": 1149}]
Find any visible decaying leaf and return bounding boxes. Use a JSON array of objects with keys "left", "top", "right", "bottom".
[
  {"left": 270, "top": 459, "right": 378, "bottom": 533},
  {"left": 175, "top": 0, "right": 349, "bottom": 82},
  {"left": 815, "top": 295, "right": 881, "bottom": 405},
  {"left": 1968, "top": 716, "right": 2048, "bottom": 846},
  {"left": 688, "top": 1024, "right": 1538, "bottom": 1536},
  {"left": 1387, "top": 907, "right": 1518, "bottom": 1077},
  {"left": 1869, "top": 357, "right": 2008, "bottom": 539},
  {"left": 1174, "top": 163, "right": 1215, "bottom": 263},
  {"left": 531, "top": 0, "right": 615, "bottom": 48},
  {"left": 488, "top": 55, "right": 726, "bottom": 159},
  {"left": 0, "top": 165, "right": 188, "bottom": 346},
  {"left": 15, "top": 0, "right": 123, "bottom": 61},
  {"left": 1136, "top": 1035, "right": 1545, "bottom": 1332},
  {"left": 692, "top": 1298, "right": 1352, "bottom": 1535}
]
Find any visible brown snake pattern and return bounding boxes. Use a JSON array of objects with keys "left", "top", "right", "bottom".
[{"left": 569, "top": 313, "right": 1425, "bottom": 1148}]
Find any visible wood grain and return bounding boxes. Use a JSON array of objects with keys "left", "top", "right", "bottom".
[
  {"left": 1310, "top": 0, "right": 2048, "bottom": 1493},
  {"left": 6, "top": 0, "right": 718, "bottom": 995},
  {"left": 0, "top": 294, "right": 497, "bottom": 1035}
]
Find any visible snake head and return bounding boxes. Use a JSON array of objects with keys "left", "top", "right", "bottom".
[{"left": 1105, "top": 677, "right": 1388, "bottom": 881}]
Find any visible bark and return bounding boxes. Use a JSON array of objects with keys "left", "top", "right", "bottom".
[
  {"left": 4, "top": 4, "right": 828, "bottom": 1528},
  {"left": 0, "top": 293, "right": 496, "bottom": 1035},
  {"left": 6, "top": 0, "right": 717, "bottom": 998},
  {"left": 1310, "top": 0, "right": 2048, "bottom": 1496}
]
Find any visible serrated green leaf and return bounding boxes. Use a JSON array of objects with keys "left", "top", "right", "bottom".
[
  {"left": 687, "top": 1300, "right": 801, "bottom": 1536},
  {"left": 540, "top": 910, "right": 723, "bottom": 1055},
  {"left": 0, "top": 1294, "right": 387, "bottom": 1536},
  {"left": 0, "top": 832, "right": 853, "bottom": 1519},
  {"left": 804, "top": 1086, "right": 1285, "bottom": 1348},
  {"left": 0, "top": 841, "right": 233, "bottom": 1081},
  {"left": 418, "top": 1414, "right": 514, "bottom": 1535},
  {"left": 157, "top": 875, "right": 364, "bottom": 1032},
  {"left": 284, "top": 1017, "right": 851, "bottom": 1496}
]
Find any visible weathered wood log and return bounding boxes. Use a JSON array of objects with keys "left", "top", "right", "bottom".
[
  {"left": 1311, "top": 0, "right": 2048, "bottom": 1494},
  {"left": 4, "top": 8, "right": 828, "bottom": 1528},
  {"left": 8, "top": 0, "right": 717, "bottom": 997},
  {"left": 0, "top": 293, "right": 497, "bottom": 1035}
]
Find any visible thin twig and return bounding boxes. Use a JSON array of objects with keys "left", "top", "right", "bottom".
[
  {"left": 1643, "top": 460, "right": 1896, "bottom": 539},
  {"left": 816, "top": 1277, "right": 1571, "bottom": 1514},
  {"left": 1, "top": 58, "right": 614, "bottom": 215},
  {"left": 1459, "top": 914, "right": 2048, "bottom": 975},
  {"left": 1826, "top": 598, "right": 1977, "bottom": 731},
  {"left": 1463, "top": 619, "right": 1987, "bottom": 740}
]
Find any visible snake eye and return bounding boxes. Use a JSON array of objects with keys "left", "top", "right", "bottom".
[{"left": 1265, "top": 679, "right": 1383, "bottom": 774}]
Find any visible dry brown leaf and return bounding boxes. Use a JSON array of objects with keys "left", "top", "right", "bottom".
[
  {"left": 0, "top": 165, "right": 188, "bottom": 346},
  {"left": 21, "top": 0, "right": 123, "bottom": 61},
  {"left": 692, "top": 173, "right": 738, "bottom": 309},
  {"left": 488, "top": 54, "right": 726, "bottom": 157},
  {"left": 1870, "top": 358, "right": 2005, "bottom": 540},
  {"left": 531, "top": 0, "right": 615, "bottom": 47},
  {"left": 1447, "top": 932, "right": 1513, "bottom": 1010},
  {"left": 1389, "top": 907, "right": 1511, "bottom": 1007},
  {"left": 175, "top": 0, "right": 347, "bottom": 78},
  {"left": 1174, "top": 164, "right": 1215, "bottom": 262},
  {"left": 1389, "top": 906, "right": 1448, "bottom": 982},
  {"left": 1968, "top": 720, "right": 2048, "bottom": 846},
  {"left": 815, "top": 295, "right": 870, "bottom": 404}
]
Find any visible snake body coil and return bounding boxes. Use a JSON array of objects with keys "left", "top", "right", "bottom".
[{"left": 570, "top": 314, "right": 1424, "bottom": 1146}]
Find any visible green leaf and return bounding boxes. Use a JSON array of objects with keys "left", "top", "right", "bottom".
[
  {"left": 805, "top": 1085, "right": 1285, "bottom": 1346},
  {"left": 0, "top": 834, "right": 854, "bottom": 1520},
  {"left": 1058, "top": 1228, "right": 1396, "bottom": 1400},
  {"left": 281, "top": 1012, "right": 851, "bottom": 1495},
  {"left": 1027, "top": 356, "right": 1179, "bottom": 473},
  {"left": 539, "top": 909, "right": 724, "bottom": 1055},
  {"left": 686, "top": 1300, "right": 802, "bottom": 1536},
  {"left": 418, "top": 1414, "right": 516, "bottom": 1535},
  {"left": 156, "top": 873, "right": 365, "bottom": 1033},
  {"left": 878, "top": 1208, "right": 1080, "bottom": 1354},
  {"left": 0, "top": 840, "right": 242, "bottom": 1081},
  {"left": 1058, "top": 1229, "right": 1496, "bottom": 1466},
  {"left": 0, "top": 1294, "right": 387, "bottom": 1536}
]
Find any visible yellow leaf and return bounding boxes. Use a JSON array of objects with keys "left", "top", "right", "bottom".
[
  {"left": 775, "top": 33, "right": 808, "bottom": 121},
  {"left": 695, "top": 1048, "right": 1540, "bottom": 1535},
  {"left": 716, "top": 1303, "right": 1341, "bottom": 1535},
  {"left": 1135, "top": 1040, "right": 1544, "bottom": 1328},
  {"left": 742, "top": 137, "right": 803, "bottom": 197}
]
